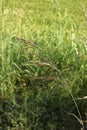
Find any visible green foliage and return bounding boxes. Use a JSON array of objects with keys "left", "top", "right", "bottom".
[{"left": 0, "top": 0, "right": 87, "bottom": 130}]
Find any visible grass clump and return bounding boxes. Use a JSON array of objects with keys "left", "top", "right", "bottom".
[{"left": 0, "top": 0, "right": 87, "bottom": 130}]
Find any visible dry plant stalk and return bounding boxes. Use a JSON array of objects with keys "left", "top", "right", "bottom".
[
  {"left": 30, "top": 76, "right": 57, "bottom": 82},
  {"left": 11, "top": 36, "right": 42, "bottom": 50},
  {"left": 30, "top": 61, "right": 52, "bottom": 67}
]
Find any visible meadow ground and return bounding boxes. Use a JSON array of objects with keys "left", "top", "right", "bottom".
[{"left": 0, "top": 0, "right": 87, "bottom": 130}]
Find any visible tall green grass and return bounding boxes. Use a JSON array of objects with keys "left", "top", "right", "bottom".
[{"left": 0, "top": 0, "right": 87, "bottom": 129}]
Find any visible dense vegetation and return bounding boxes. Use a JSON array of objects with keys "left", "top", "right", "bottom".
[{"left": 0, "top": 0, "right": 87, "bottom": 130}]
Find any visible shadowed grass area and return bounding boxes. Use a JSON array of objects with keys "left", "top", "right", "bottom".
[{"left": 0, "top": 0, "right": 87, "bottom": 130}]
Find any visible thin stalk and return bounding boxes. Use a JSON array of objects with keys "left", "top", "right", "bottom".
[{"left": 70, "top": 91, "right": 84, "bottom": 129}]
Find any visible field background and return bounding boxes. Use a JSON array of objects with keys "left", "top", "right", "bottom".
[{"left": 0, "top": 0, "right": 87, "bottom": 130}]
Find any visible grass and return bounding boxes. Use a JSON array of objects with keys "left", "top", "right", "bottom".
[{"left": 0, "top": 0, "right": 87, "bottom": 129}]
